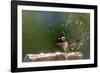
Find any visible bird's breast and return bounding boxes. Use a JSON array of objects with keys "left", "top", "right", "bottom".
[{"left": 56, "top": 41, "right": 68, "bottom": 49}]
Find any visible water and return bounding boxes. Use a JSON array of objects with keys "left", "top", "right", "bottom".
[{"left": 22, "top": 10, "right": 90, "bottom": 61}]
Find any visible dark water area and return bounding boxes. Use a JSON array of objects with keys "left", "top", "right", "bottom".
[{"left": 22, "top": 10, "right": 90, "bottom": 60}]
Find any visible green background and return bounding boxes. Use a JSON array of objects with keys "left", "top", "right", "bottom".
[{"left": 22, "top": 10, "right": 90, "bottom": 60}]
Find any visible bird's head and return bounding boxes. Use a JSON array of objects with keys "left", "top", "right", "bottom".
[{"left": 57, "top": 36, "right": 66, "bottom": 43}]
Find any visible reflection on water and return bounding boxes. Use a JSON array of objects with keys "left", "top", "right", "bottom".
[{"left": 22, "top": 10, "right": 90, "bottom": 61}]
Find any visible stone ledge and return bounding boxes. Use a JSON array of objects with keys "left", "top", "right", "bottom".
[{"left": 23, "top": 52, "right": 83, "bottom": 62}]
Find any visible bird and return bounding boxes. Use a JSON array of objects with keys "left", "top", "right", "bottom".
[
  {"left": 56, "top": 36, "right": 81, "bottom": 53},
  {"left": 68, "top": 40, "right": 81, "bottom": 51},
  {"left": 56, "top": 36, "right": 69, "bottom": 53}
]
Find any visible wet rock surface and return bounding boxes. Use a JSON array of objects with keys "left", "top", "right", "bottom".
[{"left": 23, "top": 52, "right": 83, "bottom": 62}]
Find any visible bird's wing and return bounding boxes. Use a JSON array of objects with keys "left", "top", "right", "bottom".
[{"left": 67, "top": 40, "right": 81, "bottom": 50}]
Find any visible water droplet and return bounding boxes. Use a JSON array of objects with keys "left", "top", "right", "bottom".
[
  {"left": 56, "top": 51, "right": 61, "bottom": 55},
  {"left": 80, "top": 21, "right": 83, "bottom": 24},
  {"left": 40, "top": 52, "right": 44, "bottom": 55}
]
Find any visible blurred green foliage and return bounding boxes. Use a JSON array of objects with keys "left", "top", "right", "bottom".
[{"left": 22, "top": 10, "right": 90, "bottom": 60}]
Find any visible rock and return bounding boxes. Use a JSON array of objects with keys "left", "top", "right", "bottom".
[{"left": 23, "top": 52, "right": 83, "bottom": 62}]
